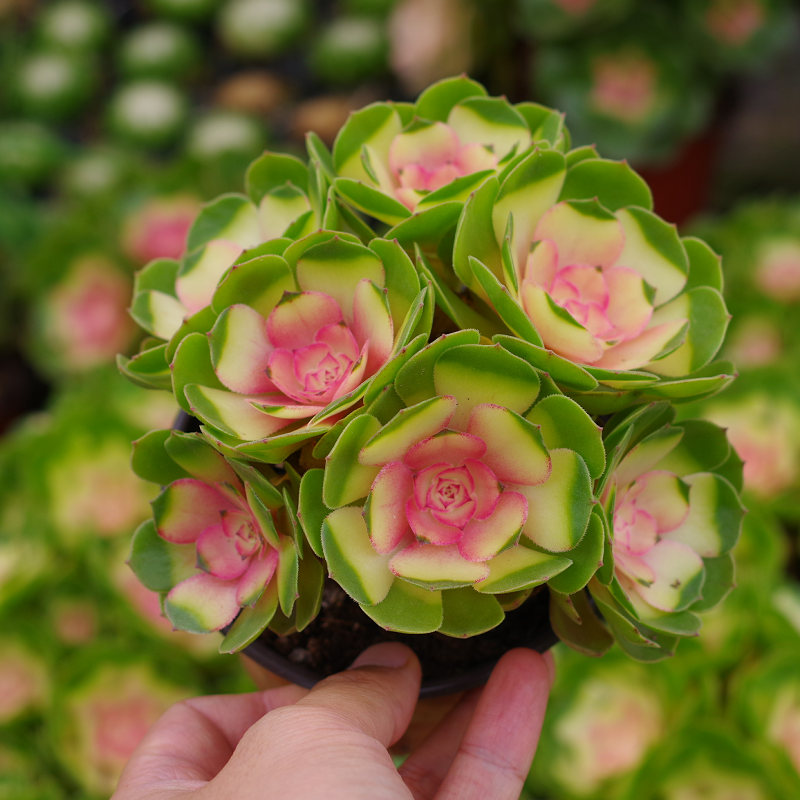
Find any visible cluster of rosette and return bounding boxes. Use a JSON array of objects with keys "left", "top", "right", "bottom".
[{"left": 124, "top": 76, "right": 744, "bottom": 660}]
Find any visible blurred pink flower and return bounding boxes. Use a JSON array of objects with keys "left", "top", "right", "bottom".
[
  {"left": 590, "top": 52, "right": 658, "bottom": 124},
  {"left": 755, "top": 239, "right": 800, "bottom": 302},
  {"left": 706, "top": 395, "right": 800, "bottom": 498},
  {"left": 42, "top": 257, "right": 136, "bottom": 370},
  {"left": 123, "top": 195, "right": 201, "bottom": 265},
  {"left": 706, "top": 0, "right": 765, "bottom": 46}
]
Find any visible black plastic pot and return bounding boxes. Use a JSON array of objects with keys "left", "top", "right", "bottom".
[{"left": 174, "top": 410, "right": 558, "bottom": 699}]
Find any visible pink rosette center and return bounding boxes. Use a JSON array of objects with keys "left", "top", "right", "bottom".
[{"left": 389, "top": 121, "right": 498, "bottom": 211}]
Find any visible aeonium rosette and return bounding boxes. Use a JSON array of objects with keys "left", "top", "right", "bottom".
[
  {"left": 172, "top": 230, "right": 431, "bottom": 463},
  {"left": 554, "top": 405, "right": 745, "bottom": 661},
  {"left": 127, "top": 429, "right": 322, "bottom": 650},
  {"left": 449, "top": 144, "right": 732, "bottom": 410},
  {"left": 297, "top": 337, "right": 605, "bottom": 636},
  {"left": 330, "top": 75, "right": 568, "bottom": 247}
]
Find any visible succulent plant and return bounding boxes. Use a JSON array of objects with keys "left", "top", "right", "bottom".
[
  {"left": 128, "top": 429, "right": 320, "bottom": 649},
  {"left": 118, "top": 75, "right": 745, "bottom": 661},
  {"left": 330, "top": 75, "right": 568, "bottom": 236},
  {"left": 450, "top": 148, "right": 732, "bottom": 414},
  {"left": 551, "top": 403, "right": 745, "bottom": 661},
  {"left": 306, "top": 340, "right": 602, "bottom": 635}
]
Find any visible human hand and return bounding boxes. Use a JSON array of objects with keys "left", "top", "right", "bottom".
[{"left": 113, "top": 643, "right": 554, "bottom": 800}]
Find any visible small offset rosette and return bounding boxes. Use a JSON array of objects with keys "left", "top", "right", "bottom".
[
  {"left": 171, "top": 230, "right": 433, "bottom": 463},
  {"left": 127, "top": 429, "right": 323, "bottom": 653},
  {"left": 446, "top": 142, "right": 733, "bottom": 413},
  {"left": 551, "top": 402, "right": 746, "bottom": 661},
  {"left": 297, "top": 337, "right": 604, "bottom": 637},
  {"left": 329, "top": 75, "right": 568, "bottom": 251},
  {"left": 121, "top": 149, "right": 331, "bottom": 393}
]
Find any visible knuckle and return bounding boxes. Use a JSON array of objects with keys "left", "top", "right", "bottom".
[{"left": 460, "top": 741, "right": 528, "bottom": 784}]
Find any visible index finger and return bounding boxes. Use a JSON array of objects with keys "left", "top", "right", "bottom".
[{"left": 435, "top": 648, "right": 553, "bottom": 800}]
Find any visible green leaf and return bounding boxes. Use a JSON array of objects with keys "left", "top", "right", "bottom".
[
  {"left": 657, "top": 419, "right": 731, "bottom": 476},
  {"left": 165, "top": 431, "right": 239, "bottom": 485},
  {"left": 298, "top": 469, "right": 328, "bottom": 558},
  {"left": 171, "top": 332, "right": 225, "bottom": 414},
  {"left": 234, "top": 425, "right": 329, "bottom": 463},
  {"left": 334, "top": 178, "right": 411, "bottom": 226},
  {"left": 395, "top": 329, "right": 480, "bottom": 407},
  {"left": 306, "top": 131, "right": 336, "bottom": 180},
  {"left": 545, "top": 510, "right": 604, "bottom": 595},
  {"left": 493, "top": 148, "right": 567, "bottom": 276},
  {"left": 416, "top": 170, "right": 495, "bottom": 209},
  {"left": 277, "top": 536, "right": 299, "bottom": 616},
  {"left": 165, "top": 305, "right": 218, "bottom": 364},
  {"left": 559, "top": 158, "right": 653, "bottom": 211},
  {"left": 225, "top": 459, "right": 284, "bottom": 510},
  {"left": 470, "top": 256, "right": 543, "bottom": 346},
  {"left": 683, "top": 236, "right": 723, "bottom": 292},
  {"left": 475, "top": 546, "right": 571, "bottom": 594},
  {"left": 312, "top": 406, "right": 367, "bottom": 460},
  {"left": 187, "top": 193, "right": 260, "bottom": 251},
  {"left": 647, "top": 287, "right": 730, "bottom": 377},
  {"left": 236, "top": 238, "right": 293, "bottom": 263},
  {"left": 385, "top": 202, "right": 463, "bottom": 249},
  {"left": 595, "top": 507, "right": 615, "bottom": 585},
  {"left": 321, "top": 506, "right": 394, "bottom": 606},
  {"left": 334, "top": 198, "right": 376, "bottom": 243},
  {"left": 636, "top": 607, "right": 702, "bottom": 638},
  {"left": 641, "top": 360, "right": 736, "bottom": 402},
  {"left": 493, "top": 335, "right": 597, "bottom": 392},
  {"left": 295, "top": 552, "right": 325, "bottom": 632},
  {"left": 360, "top": 396, "right": 456, "bottom": 467},
  {"left": 664, "top": 473, "right": 744, "bottom": 558},
  {"left": 323, "top": 414, "right": 381, "bottom": 507},
  {"left": 452, "top": 176, "right": 501, "bottom": 291},
  {"left": 245, "top": 483, "right": 281, "bottom": 550},
  {"left": 616, "top": 206, "right": 688, "bottom": 307},
  {"left": 245, "top": 151, "right": 308, "bottom": 203},
  {"left": 211, "top": 253, "right": 295, "bottom": 317},
  {"left": 439, "top": 588, "right": 504, "bottom": 637},
  {"left": 362, "top": 579, "right": 444, "bottom": 633},
  {"left": 365, "top": 333, "right": 428, "bottom": 406},
  {"left": 219, "top": 583, "right": 279, "bottom": 654},
  {"left": 368, "top": 237, "right": 420, "bottom": 329},
  {"left": 690, "top": 553, "right": 735, "bottom": 612},
  {"left": 564, "top": 144, "right": 599, "bottom": 167},
  {"left": 526, "top": 394, "right": 605, "bottom": 479},
  {"left": 118, "top": 344, "right": 173, "bottom": 391},
  {"left": 366, "top": 384, "right": 405, "bottom": 424},
  {"left": 128, "top": 519, "right": 196, "bottom": 592},
  {"left": 132, "top": 430, "right": 191, "bottom": 485},
  {"left": 308, "top": 384, "right": 369, "bottom": 427},
  {"left": 134, "top": 257, "right": 179, "bottom": 296},
  {"left": 583, "top": 365, "right": 659, "bottom": 390},
  {"left": 550, "top": 589, "right": 613, "bottom": 657},
  {"left": 414, "top": 75, "right": 487, "bottom": 122},
  {"left": 129, "top": 290, "right": 185, "bottom": 341},
  {"left": 433, "top": 342, "right": 541, "bottom": 430},
  {"left": 416, "top": 251, "right": 505, "bottom": 339},
  {"left": 332, "top": 102, "right": 401, "bottom": 180},
  {"left": 518, "top": 448, "right": 593, "bottom": 552}
]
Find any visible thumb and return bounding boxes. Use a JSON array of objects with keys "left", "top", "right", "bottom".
[{"left": 290, "top": 641, "right": 422, "bottom": 748}]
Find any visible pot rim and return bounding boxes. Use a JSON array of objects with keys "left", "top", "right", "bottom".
[
  {"left": 230, "top": 589, "right": 558, "bottom": 699},
  {"left": 175, "top": 410, "right": 558, "bottom": 699}
]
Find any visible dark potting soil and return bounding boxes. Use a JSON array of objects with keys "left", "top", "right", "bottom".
[{"left": 258, "top": 580, "right": 553, "bottom": 680}]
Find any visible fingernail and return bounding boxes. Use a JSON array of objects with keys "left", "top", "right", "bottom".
[
  {"left": 350, "top": 642, "right": 410, "bottom": 670},
  {"left": 543, "top": 650, "right": 557, "bottom": 687}
]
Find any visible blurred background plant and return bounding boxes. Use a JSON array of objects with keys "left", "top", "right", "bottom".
[{"left": 2, "top": 0, "right": 800, "bottom": 797}]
